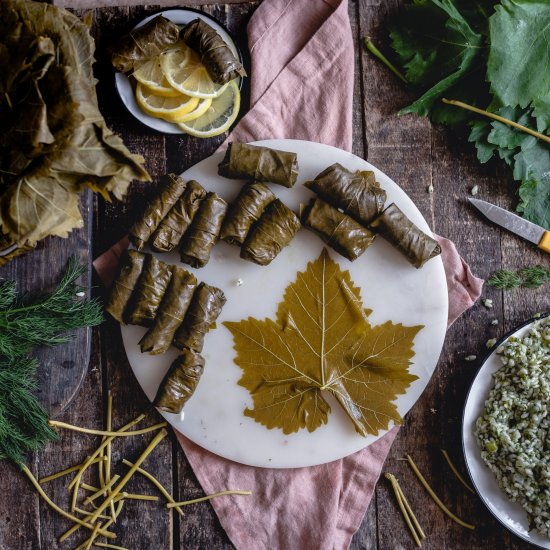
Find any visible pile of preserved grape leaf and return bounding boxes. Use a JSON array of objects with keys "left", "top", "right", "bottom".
[
  {"left": 110, "top": 142, "right": 436, "bottom": 434},
  {"left": 110, "top": 16, "right": 246, "bottom": 137},
  {"left": 0, "top": 0, "right": 149, "bottom": 265}
]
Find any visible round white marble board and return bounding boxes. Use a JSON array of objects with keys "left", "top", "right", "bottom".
[
  {"left": 462, "top": 314, "right": 550, "bottom": 549},
  {"left": 122, "top": 139, "right": 449, "bottom": 468},
  {"left": 114, "top": 9, "right": 242, "bottom": 135}
]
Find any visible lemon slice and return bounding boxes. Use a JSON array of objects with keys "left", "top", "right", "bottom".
[
  {"left": 177, "top": 80, "right": 240, "bottom": 137},
  {"left": 160, "top": 46, "right": 228, "bottom": 99},
  {"left": 132, "top": 57, "right": 181, "bottom": 98},
  {"left": 135, "top": 83, "right": 200, "bottom": 123},
  {"left": 173, "top": 96, "right": 213, "bottom": 123}
]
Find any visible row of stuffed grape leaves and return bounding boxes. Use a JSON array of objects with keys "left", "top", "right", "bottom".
[
  {"left": 129, "top": 174, "right": 227, "bottom": 268},
  {"left": 303, "top": 163, "right": 440, "bottom": 267},
  {"left": 107, "top": 250, "right": 225, "bottom": 354},
  {"left": 220, "top": 181, "right": 300, "bottom": 266}
]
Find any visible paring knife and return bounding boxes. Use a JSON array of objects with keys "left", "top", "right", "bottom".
[{"left": 468, "top": 198, "right": 550, "bottom": 254}]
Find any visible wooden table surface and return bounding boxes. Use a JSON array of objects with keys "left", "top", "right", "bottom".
[{"left": 1, "top": 2, "right": 548, "bottom": 549}]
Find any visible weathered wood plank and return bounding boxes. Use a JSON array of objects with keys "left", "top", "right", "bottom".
[
  {"left": 0, "top": 458, "right": 41, "bottom": 549},
  {"left": 0, "top": 190, "right": 93, "bottom": 419},
  {"left": 36, "top": 327, "right": 104, "bottom": 549},
  {"left": 91, "top": 7, "right": 176, "bottom": 550}
]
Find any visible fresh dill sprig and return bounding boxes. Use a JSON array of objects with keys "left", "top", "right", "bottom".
[
  {"left": 0, "top": 258, "right": 103, "bottom": 360},
  {"left": 487, "top": 265, "right": 550, "bottom": 290},
  {"left": 0, "top": 258, "right": 103, "bottom": 464},
  {"left": 518, "top": 266, "right": 550, "bottom": 289},
  {"left": 0, "top": 357, "right": 58, "bottom": 465},
  {"left": 486, "top": 270, "right": 523, "bottom": 290}
]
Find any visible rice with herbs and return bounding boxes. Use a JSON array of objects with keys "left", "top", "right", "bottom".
[{"left": 475, "top": 317, "right": 550, "bottom": 538}]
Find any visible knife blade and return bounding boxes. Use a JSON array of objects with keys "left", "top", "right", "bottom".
[{"left": 468, "top": 198, "right": 550, "bottom": 253}]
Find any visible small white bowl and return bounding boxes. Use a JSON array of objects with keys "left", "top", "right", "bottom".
[{"left": 114, "top": 9, "right": 243, "bottom": 135}]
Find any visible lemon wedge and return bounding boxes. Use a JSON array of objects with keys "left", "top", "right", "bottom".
[
  {"left": 173, "top": 96, "right": 213, "bottom": 123},
  {"left": 132, "top": 57, "right": 181, "bottom": 98},
  {"left": 135, "top": 83, "right": 199, "bottom": 123},
  {"left": 177, "top": 80, "right": 240, "bottom": 137},
  {"left": 160, "top": 46, "right": 228, "bottom": 99}
]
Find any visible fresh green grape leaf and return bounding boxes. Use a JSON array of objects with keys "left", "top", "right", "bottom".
[
  {"left": 224, "top": 249, "right": 422, "bottom": 437},
  {"left": 532, "top": 90, "right": 550, "bottom": 132},
  {"left": 467, "top": 105, "right": 550, "bottom": 228},
  {"left": 390, "top": 0, "right": 484, "bottom": 119},
  {"left": 488, "top": 0, "right": 550, "bottom": 109},
  {"left": 387, "top": 0, "right": 550, "bottom": 228},
  {"left": 469, "top": 120, "right": 497, "bottom": 163},
  {"left": 486, "top": 107, "right": 537, "bottom": 150},
  {"left": 513, "top": 140, "right": 550, "bottom": 184},
  {"left": 516, "top": 177, "right": 550, "bottom": 230}
]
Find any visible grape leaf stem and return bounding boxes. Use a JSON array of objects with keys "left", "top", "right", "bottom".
[{"left": 442, "top": 98, "right": 550, "bottom": 144}]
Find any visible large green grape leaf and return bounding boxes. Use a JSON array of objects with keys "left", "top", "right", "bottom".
[
  {"left": 488, "top": 0, "right": 550, "bottom": 110},
  {"left": 389, "top": 0, "right": 484, "bottom": 121},
  {"left": 224, "top": 249, "right": 423, "bottom": 437}
]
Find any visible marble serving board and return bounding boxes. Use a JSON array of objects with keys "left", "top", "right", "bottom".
[{"left": 122, "top": 139, "right": 449, "bottom": 468}]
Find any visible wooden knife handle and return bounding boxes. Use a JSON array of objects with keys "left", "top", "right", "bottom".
[{"left": 538, "top": 231, "right": 550, "bottom": 253}]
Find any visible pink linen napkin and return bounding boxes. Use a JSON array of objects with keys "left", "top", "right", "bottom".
[{"left": 94, "top": 1, "right": 483, "bottom": 548}]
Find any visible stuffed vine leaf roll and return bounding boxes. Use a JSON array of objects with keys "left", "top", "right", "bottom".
[
  {"left": 302, "top": 198, "right": 376, "bottom": 261},
  {"left": 125, "top": 255, "right": 173, "bottom": 326},
  {"left": 150, "top": 180, "right": 206, "bottom": 253},
  {"left": 179, "top": 192, "right": 227, "bottom": 268},
  {"left": 109, "top": 16, "right": 180, "bottom": 73},
  {"left": 139, "top": 266, "right": 197, "bottom": 355},
  {"left": 173, "top": 282, "right": 226, "bottom": 353},
  {"left": 181, "top": 19, "right": 246, "bottom": 85},
  {"left": 304, "top": 163, "right": 386, "bottom": 226},
  {"left": 105, "top": 250, "right": 146, "bottom": 323},
  {"left": 220, "top": 182, "right": 275, "bottom": 245},
  {"left": 129, "top": 173, "right": 187, "bottom": 251},
  {"left": 154, "top": 349, "right": 205, "bottom": 414},
  {"left": 369, "top": 203, "right": 441, "bottom": 268},
  {"left": 218, "top": 142, "right": 299, "bottom": 188},
  {"left": 241, "top": 199, "right": 301, "bottom": 266}
]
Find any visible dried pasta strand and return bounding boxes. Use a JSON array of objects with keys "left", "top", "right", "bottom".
[
  {"left": 84, "top": 475, "right": 120, "bottom": 504},
  {"left": 119, "top": 492, "right": 159, "bottom": 501},
  {"left": 74, "top": 500, "right": 125, "bottom": 550},
  {"left": 61, "top": 429, "right": 167, "bottom": 542},
  {"left": 406, "top": 455, "right": 475, "bottom": 530},
  {"left": 68, "top": 414, "right": 147, "bottom": 491},
  {"left": 106, "top": 392, "right": 113, "bottom": 485},
  {"left": 20, "top": 465, "right": 115, "bottom": 540},
  {"left": 49, "top": 419, "right": 167, "bottom": 437},
  {"left": 80, "top": 482, "right": 100, "bottom": 492},
  {"left": 74, "top": 507, "right": 111, "bottom": 521},
  {"left": 122, "top": 459, "right": 184, "bottom": 516},
  {"left": 385, "top": 473, "right": 422, "bottom": 547},
  {"left": 105, "top": 392, "right": 117, "bottom": 522},
  {"left": 39, "top": 457, "right": 104, "bottom": 484},
  {"left": 84, "top": 522, "right": 100, "bottom": 550},
  {"left": 394, "top": 478, "right": 426, "bottom": 540},
  {"left": 441, "top": 449, "right": 475, "bottom": 494}
]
